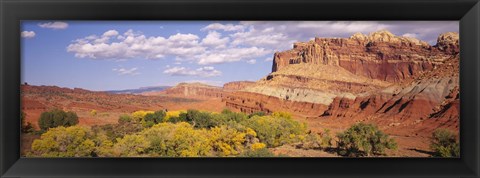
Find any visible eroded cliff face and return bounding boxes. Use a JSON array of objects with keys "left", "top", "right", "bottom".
[
  {"left": 225, "top": 30, "right": 459, "bottom": 136},
  {"left": 272, "top": 30, "right": 458, "bottom": 82},
  {"left": 155, "top": 83, "right": 224, "bottom": 98},
  {"left": 223, "top": 81, "right": 256, "bottom": 91}
]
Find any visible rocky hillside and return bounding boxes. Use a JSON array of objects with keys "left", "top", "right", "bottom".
[
  {"left": 223, "top": 81, "right": 256, "bottom": 91},
  {"left": 143, "top": 82, "right": 224, "bottom": 98},
  {"left": 224, "top": 30, "right": 460, "bottom": 136}
]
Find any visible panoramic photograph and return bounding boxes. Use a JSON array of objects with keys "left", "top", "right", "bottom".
[{"left": 20, "top": 21, "right": 460, "bottom": 157}]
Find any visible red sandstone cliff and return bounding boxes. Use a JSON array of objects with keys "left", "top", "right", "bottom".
[
  {"left": 272, "top": 30, "right": 458, "bottom": 82},
  {"left": 224, "top": 30, "right": 459, "bottom": 136}
]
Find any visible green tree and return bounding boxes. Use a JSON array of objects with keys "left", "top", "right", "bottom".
[
  {"left": 30, "top": 126, "right": 95, "bottom": 157},
  {"left": 336, "top": 123, "right": 397, "bottom": 157},
  {"left": 38, "top": 109, "right": 79, "bottom": 131},
  {"left": 143, "top": 110, "right": 166, "bottom": 127},
  {"left": 430, "top": 129, "right": 460, "bottom": 157},
  {"left": 185, "top": 109, "right": 215, "bottom": 128}
]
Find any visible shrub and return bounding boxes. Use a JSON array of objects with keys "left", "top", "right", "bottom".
[
  {"left": 90, "top": 110, "right": 97, "bottom": 116},
  {"left": 21, "top": 111, "right": 34, "bottom": 133},
  {"left": 241, "top": 112, "right": 306, "bottom": 147},
  {"left": 336, "top": 123, "right": 397, "bottom": 157},
  {"left": 21, "top": 111, "right": 26, "bottom": 128},
  {"left": 248, "top": 111, "right": 266, "bottom": 118},
  {"left": 92, "top": 122, "right": 143, "bottom": 142},
  {"left": 221, "top": 109, "right": 248, "bottom": 123},
  {"left": 38, "top": 109, "right": 79, "bottom": 131},
  {"left": 118, "top": 114, "right": 132, "bottom": 124},
  {"left": 298, "top": 131, "right": 332, "bottom": 150},
  {"left": 31, "top": 126, "right": 95, "bottom": 157},
  {"left": 430, "top": 129, "right": 460, "bottom": 157},
  {"left": 271, "top": 111, "right": 292, "bottom": 119},
  {"left": 250, "top": 143, "right": 266, "bottom": 150},
  {"left": 131, "top": 110, "right": 154, "bottom": 122}
]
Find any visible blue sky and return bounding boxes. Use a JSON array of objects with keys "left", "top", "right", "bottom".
[{"left": 21, "top": 21, "right": 459, "bottom": 91}]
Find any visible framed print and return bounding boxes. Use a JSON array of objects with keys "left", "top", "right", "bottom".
[{"left": 1, "top": 0, "right": 479, "bottom": 177}]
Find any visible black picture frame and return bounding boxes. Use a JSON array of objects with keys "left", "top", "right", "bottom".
[{"left": 1, "top": 0, "right": 479, "bottom": 177}]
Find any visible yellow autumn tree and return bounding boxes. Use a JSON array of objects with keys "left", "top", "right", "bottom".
[
  {"left": 241, "top": 112, "right": 306, "bottom": 147},
  {"left": 112, "top": 134, "right": 150, "bottom": 157},
  {"left": 208, "top": 126, "right": 247, "bottom": 156},
  {"left": 140, "top": 122, "right": 211, "bottom": 157},
  {"left": 30, "top": 126, "right": 95, "bottom": 157}
]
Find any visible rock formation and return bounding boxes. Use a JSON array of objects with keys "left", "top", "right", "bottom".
[
  {"left": 153, "top": 82, "right": 224, "bottom": 98},
  {"left": 225, "top": 30, "right": 460, "bottom": 137},
  {"left": 223, "top": 81, "right": 256, "bottom": 91},
  {"left": 272, "top": 30, "right": 457, "bottom": 82}
]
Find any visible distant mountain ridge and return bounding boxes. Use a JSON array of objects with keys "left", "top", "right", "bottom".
[{"left": 105, "top": 86, "right": 171, "bottom": 94}]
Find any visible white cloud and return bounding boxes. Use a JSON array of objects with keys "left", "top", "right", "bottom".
[
  {"left": 103, "top": 30, "right": 119, "bottom": 37},
  {"left": 67, "top": 30, "right": 206, "bottom": 60},
  {"left": 201, "top": 23, "right": 245, "bottom": 32},
  {"left": 67, "top": 29, "right": 270, "bottom": 65},
  {"left": 264, "top": 57, "right": 273, "bottom": 62},
  {"left": 112, "top": 67, "right": 140, "bottom": 76},
  {"left": 201, "top": 31, "right": 229, "bottom": 48},
  {"left": 21, "top": 31, "right": 36, "bottom": 38},
  {"left": 197, "top": 47, "right": 270, "bottom": 65},
  {"left": 38, "top": 21, "right": 69, "bottom": 30},
  {"left": 230, "top": 26, "right": 293, "bottom": 49},
  {"left": 246, "top": 59, "right": 256, "bottom": 64},
  {"left": 163, "top": 66, "right": 221, "bottom": 77}
]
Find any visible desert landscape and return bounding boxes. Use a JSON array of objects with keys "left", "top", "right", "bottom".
[
  {"left": 21, "top": 28, "right": 459, "bottom": 157},
  {"left": 21, "top": 31, "right": 460, "bottom": 157}
]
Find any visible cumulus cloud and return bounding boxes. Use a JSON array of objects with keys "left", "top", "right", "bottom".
[
  {"left": 112, "top": 67, "right": 140, "bottom": 76},
  {"left": 67, "top": 29, "right": 271, "bottom": 65},
  {"left": 103, "top": 30, "right": 119, "bottom": 37},
  {"left": 163, "top": 66, "right": 221, "bottom": 77},
  {"left": 201, "top": 31, "right": 229, "bottom": 48},
  {"left": 67, "top": 30, "right": 206, "bottom": 60},
  {"left": 21, "top": 31, "right": 36, "bottom": 38},
  {"left": 197, "top": 47, "right": 270, "bottom": 65},
  {"left": 201, "top": 23, "right": 245, "bottom": 32},
  {"left": 38, "top": 21, "right": 69, "bottom": 30}
]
